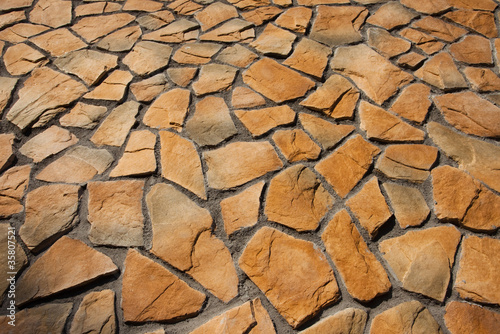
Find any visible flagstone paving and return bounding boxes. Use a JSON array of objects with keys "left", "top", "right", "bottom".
[{"left": 0, "top": 0, "right": 499, "bottom": 333}]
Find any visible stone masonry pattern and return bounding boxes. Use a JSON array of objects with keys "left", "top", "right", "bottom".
[{"left": 0, "top": 0, "right": 499, "bottom": 333}]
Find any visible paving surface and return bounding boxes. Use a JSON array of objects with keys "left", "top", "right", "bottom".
[{"left": 0, "top": 0, "right": 500, "bottom": 333}]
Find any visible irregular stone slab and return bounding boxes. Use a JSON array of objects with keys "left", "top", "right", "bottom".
[
  {"left": 399, "top": 28, "right": 445, "bottom": 55},
  {"left": 400, "top": 0, "right": 450, "bottom": 14},
  {"left": 366, "top": 2, "right": 416, "bottom": 30},
  {"left": 412, "top": 16, "right": 467, "bottom": 42},
  {"left": 84, "top": 70, "right": 133, "bottom": 101},
  {"left": 167, "top": 67, "right": 197, "bottom": 87},
  {"left": 464, "top": 67, "right": 500, "bottom": 92},
  {"left": 190, "top": 301, "right": 255, "bottom": 333},
  {"left": 235, "top": 105, "right": 296, "bottom": 137},
  {"left": 216, "top": 44, "right": 258, "bottom": 68},
  {"left": 159, "top": 131, "right": 206, "bottom": 199},
  {"left": 243, "top": 58, "right": 315, "bottom": 103},
  {"left": 272, "top": 129, "right": 321, "bottom": 162},
  {"left": 239, "top": 227, "right": 339, "bottom": 328},
  {"left": 250, "top": 23, "right": 295, "bottom": 56},
  {"left": 70, "top": 290, "right": 116, "bottom": 334},
  {"left": 397, "top": 52, "right": 427, "bottom": 69},
  {"left": 192, "top": 64, "right": 238, "bottom": 96},
  {"left": 448, "top": 0, "right": 497, "bottom": 10},
  {"left": 0, "top": 0, "right": 34, "bottom": 11},
  {"left": 444, "top": 9, "right": 497, "bottom": 38},
  {"left": 75, "top": 2, "right": 122, "bottom": 17},
  {"left": 310, "top": 5, "right": 368, "bottom": 47},
  {"left": 122, "top": 249, "right": 205, "bottom": 323},
  {"left": 415, "top": 52, "right": 467, "bottom": 90},
  {"left": 330, "top": 44, "right": 413, "bottom": 105},
  {"left": 299, "top": 113, "right": 355, "bottom": 150},
  {"left": 200, "top": 19, "right": 254, "bottom": 42},
  {"left": 136, "top": 10, "right": 174, "bottom": 30},
  {"left": 315, "top": 135, "right": 380, "bottom": 198},
  {"left": 0, "top": 303, "right": 72, "bottom": 334},
  {"left": 390, "top": 83, "right": 431, "bottom": 124},
  {"left": 444, "top": 301, "right": 500, "bottom": 334},
  {"left": 231, "top": 86, "right": 265, "bottom": 109},
  {"left": 91, "top": 101, "right": 138, "bottom": 147},
  {"left": 124, "top": 0, "right": 163, "bottom": 12},
  {"left": 30, "top": 0, "right": 72, "bottom": 28},
  {"left": 221, "top": 182, "right": 264, "bottom": 236},
  {"left": 146, "top": 184, "right": 238, "bottom": 302},
  {"left": 360, "top": 101, "right": 425, "bottom": 142},
  {"left": 173, "top": 43, "right": 221, "bottom": 64},
  {"left": 4, "top": 43, "right": 47, "bottom": 76},
  {"left": 450, "top": 35, "right": 492, "bottom": 64},
  {"left": 59, "top": 103, "right": 107, "bottom": 129},
  {"left": 17, "top": 236, "right": 118, "bottom": 306},
  {"left": 71, "top": 13, "right": 135, "bottom": 43},
  {"left": 204, "top": 141, "right": 283, "bottom": 189},
  {"left": 241, "top": 6, "right": 282, "bottom": 26},
  {"left": 433, "top": 91, "right": 500, "bottom": 138},
  {"left": 283, "top": 38, "right": 331, "bottom": 79},
  {"left": 275, "top": 7, "right": 312, "bottom": 33},
  {"left": 88, "top": 180, "right": 144, "bottom": 247},
  {"left": 0, "top": 23, "right": 49, "bottom": 43},
  {"left": 122, "top": 41, "right": 172, "bottom": 76},
  {"left": 265, "top": 165, "right": 332, "bottom": 231},
  {"left": 194, "top": 2, "right": 238, "bottom": 31},
  {"left": 143, "top": 88, "right": 190, "bottom": 131},
  {"left": 130, "top": 74, "right": 170, "bottom": 102},
  {"left": 96, "top": 25, "right": 142, "bottom": 52},
  {"left": 0, "top": 165, "right": 31, "bottom": 218},
  {"left": 143, "top": 19, "right": 199, "bottom": 43},
  {"left": 383, "top": 183, "right": 429, "bottom": 228},
  {"left": 367, "top": 28, "right": 411, "bottom": 58},
  {"left": 300, "top": 74, "right": 359, "bottom": 119},
  {"left": 0, "top": 134, "right": 15, "bottom": 172},
  {"left": 0, "top": 10, "right": 25, "bottom": 30},
  {"left": 455, "top": 236, "right": 500, "bottom": 305},
  {"left": 30, "top": 28, "right": 87, "bottom": 57},
  {"left": 370, "top": 301, "right": 442, "bottom": 334},
  {"left": 322, "top": 210, "right": 391, "bottom": 301},
  {"left": 6, "top": 67, "right": 87, "bottom": 130},
  {"left": 0, "top": 77, "right": 17, "bottom": 114},
  {"left": 380, "top": 226, "right": 461, "bottom": 301},
  {"left": 186, "top": 96, "right": 237, "bottom": 146},
  {"left": 227, "top": 0, "right": 271, "bottom": 9},
  {"left": 167, "top": 0, "right": 203, "bottom": 15},
  {"left": 110, "top": 130, "right": 156, "bottom": 177},
  {"left": 432, "top": 166, "right": 500, "bottom": 232},
  {"left": 301, "top": 308, "right": 366, "bottom": 334}
]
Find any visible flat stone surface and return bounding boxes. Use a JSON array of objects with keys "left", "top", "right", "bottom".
[
  {"left": 412, "top": 16, "right": 467, "bottom": 42},
  {"left": 282, "top": 38, "right": 330, "bottom": 79},
  {"left": 400, "top": 0, "right": 450, "bottom": 14},
  {"left": 450, "top": 35, "right": 492, "bottom": 64},
  {"left": 241, "top": 6, "right": 282, "bottom": 26},
  {"left": 167, "top": 67, "right": 197, "bottom": 87},
  {"left": 190, "top": 301, "right": 256, "bottom": 333},
  {"left": 415, "top": 52, "right": 467, "bottom": 90},
  {"left": 383, "top": 182, "right": 430, "bottom": 228},
  {"left": 84, "top": 70, "right": 133, "bottom": 101},
  {"left": 0, "top": 11, "right": 25, "bottom": 29},
  {"left": 200, "top": 19, "right": 254, "bottom": 42},
  {"left": 464, "top": 67, "right": 500, "bottom": 92},
  {"left": 216, "top": 44, "right": 258, "bottom": 67},
  {"left": 96, "top": 25, "right": 142, "bottom": 52},
  {"left": 194, "top": 2, "right": 238, "bottom": 31},
  {"left": 71, "top": 13, "right": 135, "bottom": 43},
  {"left": 0, "top": 165, "right": 31, "bottom": 218},
  {"left": 444, "top": 301, "right": 500, "bottom": 334},
  {"left": 299, "top": 113, "right": 355, "bottom": 150},
  {"left": 173, "top": 43, "right": 221, "bottom": 64},
  {"left": 30, "top": 0, "right": 72, "bottom": 28},
  {"left": 235, "top": 105, "right": 296, "bottom": 137},
  {"left": 167, "top": 0, "right": 203, "bottom": 15},
  {"left": 367, "top": 2, "right": 416, "bottom": 30},
  {"left": 124, "top": 0, "right": 163, "bottom": 12},
  {"left": 30, "top": 28, "right": 87, "bottom": 57},
  {"left": 397, "top": 52, "right": 427, "bottom": 69},
  {"left": 0, "top": 303, "right": 72, "bottom": 334},
  {"left": 301, "top": 308, "right": 367, "bottom": 334},
  {"left": 192, "top": 64, "right": 238, "bottom": 95},
  {"left": 367, "top": 28, "right": 411, "bottom": 58},
  {"left": 399, "top": 28, "right": 445, "bottom": 55},
  {"left": 448, "top": 0, "right": 497, "bottom": 10},
  {"left": 123, "top": 41, "right": 172, "bottom": 76},
  {"left": 0, "top": 133, "right": 15, "bottom": 172},
  {"left": 75, "top": 2, "right": 122, "bottom": 17},
  {"left": 91, "top": 101, "right": 139, "bottom": 147},
  {"left": 110, "top": 130, "right": 157, "bottom": 177},
  {"left": 0, "top": 23, "right": 49, "bottom": 43},
  {"left": 59, "top": 103, "right": 107, "bottom": 129},
  {"left": 272, "top": 129, "right": 321, "bottom": 162},
  {"left": 143, "top": 88, "right": 190, "bottom": 131},
  {"left": 250, "top": 23, "right": 295, "bottom": 56},
  {"left": 390, "top": 83, "right": 431, "bottom": 124},
  {"left": 444, "top": 9, "right": 497, "bottom": 38},
  {"left": 4, "top": 43, "right": 47, "bottom": 76},
  {"left": 0, "top": 0, "right": 34, "bottom": 11},
  {"left": 275, "top": 7, "right": 312, "bottom": 33},
  {"left": 231, "top": 86, "right": 265, "bottom": 109},
  {"left": 130, "top": 74, "right": 170, "bottom": 102},
  {"left": 136, "top": 10, "right": 174, "bottom": 30},
  {"left": 70, "top": 290, "right": 116, "bottom": 334}
]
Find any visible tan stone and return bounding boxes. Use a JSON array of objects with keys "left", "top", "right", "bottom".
[
  {"left": 226, "top": 0, "right": 271, "bottom": 9},
  {"left": 331, "top": 44, "right": 414, "bottom": 105},
  {"left": 448, "top": 0, "right": 497, "bottom": 11},
  {"left": 70, "top": 290, "right": 116, "bottom": 334},
  {"left": 390, "top": 83, "right": 431, "bottom": 124},
  {"left": 4, "top": 43, "right": 47, "bottom": 76},
  {"left": 464, "top": 67, "right": 500, "bottom": 92},
  {"left": 30, "top": 0, "right": 72, "bottom": 28},
  {"left": 167, "top": 67, "right": 197, "bottom": 87},
  {"left": 450, "top": 35, "right": 492, "bottom": 64},
  {"left": 231, "top": 86, "right": 266, "bottom": 109},
  {"left": 397, "top": 52, "right": 427, "bottom": 69},
  {"left": 412, "top": 16, "right": 467, "bottom": 42},
  {"left": 190, "top": 301, "right": 256, "bottom": 333},
  {"left": 455, "top": 236, "right": 500, "bottom": 305},
  {"left": 399, "top": 28, "right": 445, "bottom": 55},
  {"left": 59, "top": 103, "right": 107, "bottom": 129},
  {"left": 272, "top": 129, "right": 321, "bottom": 162},
  {"left": 200, "top": 19, "right": 254, "bottom": 42},
  {"left": 299, "top": 113, "right": 355, "bottom": 150},
  {"left": 84, "top": 70, "right": 133, "bottom": 101},
  {"left": 143, "top": 19, "right": 199, "bottom": 43},
  {"left": 91, "top": 101, "right": 138, "bottom": 147},
  {"left": 310, "top": 5, "right": 368, "bottom": 47},
  {"left": 0, "top": 134, "right": 15, "bottom": 173},
  {"left": 400, "top": 0, "right": 450, "bottom": 14},
  {"left": 239, "top": 227, "right": 339, "bottom": 328},
  {"left": 30, "top": 28, "right": 87, "bottom": 57},
  {"left": 415, "top": 52, "right": 467, "bottom": 90},
  {"left": 283, "top": 38, "right": 331, "bottom": 79},
  {"left": 315, "top": 135, "right": 380, "bottom": 198},
  {"left": 192, "top": 64, "right": 237, "bottom": 96},
  {"left": 0, "top": 11, "right": 26, "bottom": 29},
  {"left": 216, "top": 44, "right": 258, "bottom": 68},
  {"left": 130, "top": 74, "right": 170, "bottom": 102},
  {"left": 0, "top": 77, "right": 17, "bottom": 114},
  {"left": 123, "top": 41, "right": 172, "bottom": 76},
  {"left": 7, "top": 67, "right": 87, "bottom": 130},
  {"left": 0, "top": 223, "right": 27, "bottom": 297},
  {"left": 71, "top": 13, "right": 135, "bottom": 43},
  {"left": 273, "top": 0, "right": 292, "bottom": 6},
  {"left": 301, "top": 308, "right": 366, "bottom": 334},
  {"left": 300, "top": 74, "right": 359, "bottom": 119},
  {"left": 136, "top": 10, "right": 175, "bottom": 30},
  {"left": 123, "top": 0, "right": 163, "bottom": 12},
  {"left": 221, "top": 182, "right": 264, "bottom": 236},
  {"left": 444, "top": 9, "right": 497, "bottom": 38},
  {"left": 194, "top": 2, "right": 238, "bottom": 31},
  {"left": 17, "top": 236, "right": 118, "bottom": 306},
  {"left": 204, "top": 141, "right": 283, "bottom": 189},
  {"left": 241, "top": 6, "right": 282, "bottom": 26},
  {"left": 367, "top": 28, "right": 411, "bottom": 58},
  {"left": 379, "top": 226, "right": 461, "bottom": 301},
  {"left": 370, "top": 301, "right": 443, "bottom": 334},
  {"left": 20, "top": 125, "right": 78, "bottom": 163},
  {"left": 110, "top": 130, "right": 157, "bottom": 177},
  {"left": 243, "top": 58, "right": 315, "bottom": 103},
  {"left": 250, "top": 24, "right": 295, "bottom": 56},
  {"left": 0, "top": 23, "right": 49, "bottom": 43},
  {"left": 0, "top": 165, "right": 31, "bottom": 218},
  {"left": 383, "top": 183, "right": 429, "bottom": 228},
  {"left": 122, "top": 249, "right": 205, "bottom": 323},
  {"left": 167, "top": 0, "right": 203, "bottom": 15},
  {"left": 96, "top": 25, "right": 141, "bottom": 52},
  {"left": 143, "top": 88, "right": 190, "bottom": 131},
  {"left": 0, "top": 303, "right": 72, "bottom": 334},
  {"left": 173, "top": 43, "right": 221, "bottom": 64},
  {"left": 75, "top": 2, "right": 122, "bottom": 17},
  {"left": 367, "top": 2, "right": 417, "bottom": 30},
  {"left": 444, "top": 301, "right": 500, "bottom": 334},
  {"left": 235, "top": 105, "right": 296, "bottom": 137},
  {"left": 275, "top": 7, "right": 312, "bottom": 33}
]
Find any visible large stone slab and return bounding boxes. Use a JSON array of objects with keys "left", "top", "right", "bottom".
[
  {"left": 71, "top": 13, "right": 135, "bottom": 43},
  {"left": 299, "top": 113, "right": 355, "bottom": 150},
  {"left": 383, "top": 183, "right": 430, "bottom": 228},
  {"left": 272, "top": 129, "right": 321, "bottom": 162},
  {"left": 415, "top": 52, "right": 467, "bottom": 90},
  {"left": 123, "top": 41, "right": 172, "bottom": 76},
  {"left": 192, "top": 64, "right": 238, "bottom": 96},
  {"left": 30, "top": 0, "right": 72, "bottom": 28}
]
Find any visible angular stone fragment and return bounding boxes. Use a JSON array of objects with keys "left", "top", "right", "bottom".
[
  {"left": 275, "top": 7, "right": 312, "bottom": 33},
  {"left": 190, "top": 301, "right": 256, "bottom": 333},
  {"left": 444, "top": 301, "right": 500, "bottom": 334},
  {"left": 360, "top": 102, "right": 425, "bottom": 142},
  {"left": 272, "top": 129, "right": 321, "bottom": 162},
  {"left": 204, "top": 141, "right": 283, "bottom": 189},
  {"left": 136, "top": 10, "right": 175, "bottom": 30},
  {"left": 143, "top": 88, "right": 190, "bottom": 131},
  {"left": 379, "top": 226, "right": 461, "bottom": 301},
  {"left": 173, "top": 43, "right": 221, "bottom": 64},
  {"left": 216, "top": 44, "right": 258, "bottom": 67},
  {"left": 221, "top": 182, "right": 264, "bottom": 236},
  {"left": 331, "top": 45, "right": 414, "bottom": 105},
  {"left": 450, "top": 35, "right": 492, "bottom": 64},
  {"left": 367, "top": 2, "right": 416, "bottom": 30},
  {"left": 310, "top": 5, "right": 368, "bottom": 47},
  {"left": 390, "top": 83, "right": 431, "bottom": 124},
  {"left": 194, "top": 2, "right": 238, "bottom": 31},
  {"left": 464, "top": 67, "right": 500, "bottom": 92},
  {"left": 0, "top": 165, "right": 30, "bottom": 218},
  {"left": 123, "top": 0, "right": 163, "bottom": 12},
  {"left": 143, "top": 19, "right": 199, "bottom": 43},
  {"left": 30, "top": 28, "right": 87, "bottom": 57},
  {"left": 91, "top": 101, "right": 138, "bottom": 147},
  {"left": 70, "top": 290, "right": 116, "bottom": 334},
  {"left": 110, "top": 130, "right": 157, "bottom": 177},
  {"left": 226, "top": 0, "right": 271, "bottom": 9},
  {"left": 60, "top": 103, "right": 107, "bottom": 129},
  {"left": 159, "top": 131, "right": 206, "bottom": 199},
  {"left": 315, "top": 135, "right": 380, "bottom": 198},
  {"left": 17, "top": 236, "right": 118, "bottom": 306},
  {"left": 0, "top": 303, "right": 72, "bottom": 334},
  {"left": 370, "top": 301, "right": 442, "bottom": 334},
  {"left": 231, "top": 86, "right": 265, "bottom": 109},
  {"left": 299, "top": 113, "right": 354, "bottom": 150},
  {"left": 167, "top": 0, "right": 203, "bottom": 15},
  {"left": 0, "top": 223, "right": 27, "bottom": 297},
  {"left": 0, "top": 77, "right": 17, "bottom": 114},
  {"left": 122, "top": 249, "right": 205, "bottom": 323},
  {"left": 383, "top": 183, "right": 429, "bottom": 228},
  {"left": 200, "top": 19, "right": 254, "bottom": 42},
  {"left": 130, "top": 74, "right": 170, "bottom": 102},
  {"left": 367, "top": 28, "right": 411, "bottom": 58},
  {"left": 192, "top": 64, "right": 237, "bottom": 95},
  {"left": 0, "top": 134, "right": 14, "bottom": 173},
  {"left": 29, "top": 0, "right": 72, "bottom": 29},
  {"left": 239, "top": 227, "right": 339, "bottom": 328},
  {"left": 71, "top": 13, "right": 135, "bottom": 43},
  {"left": 0, "top": 0, "right": 33, "bottom": 11},
  {"left": 235, "top": 105, "right": 296, "bottom": 137},
  {"left": 0, "top": 11, "right": 25, "bottom": 30},
  {"left": 397, "top": 52, "right": 427, "bottom": 69},
  {"left": 0, "top": 23, "right": 49, "bottom": 43},
  {"left": 455, "top": 236, "right": 500, "bottom": 305},
  {"left": 167, "top": 67, "right": 197, "bottom": 87},
  {"left": 84, "top": 70, "right": 133, "bottom": 101},
  {"left": 186, "top": 96, "right": 237, "bottom": 146},
  {"left": 4, "top": 43, "right": 47, "bottom": 76},
  {"left": 96, "top": 25, "right": 142, "bottom": 52},
  {"left": 399, "top": 28, "right": 445, "bottom": 55},
  {"left": 241, "top": 6, "right": 282, "bottom": 26},
  {"left": 415, "top": 52, "right": 467, "bottom": 90},
  {"left": 300, "top": 75, "right": 359, "bottom": 119},
  {"left": 20, "top": 126, "right": 78, "bottom": 163},
  {"left": 250, "top": 24, "right": 295, "bottom": 56},
  {"left": 283, "top": 38, "right": 331, "bottom": 79},
  {"left": 412, "top": 17, "right": 467, "bottom": 42},
  {"left": 7, "top": 67, "right": 87, "bottom": 130},
  {"left": 75, "top": 2, "right": 122, "bottom": 17},
  {"left": 123, "top": 41, "right": 172, "bottom": 76},
  {"left": 301, "top": 308, "right": 367, "bottom": 334},
  {"left": 400, "top": 0, "right": 450, "bottom": 14},
  {"left": 444, "top": 9, "right": 497, "bottom": 38}
]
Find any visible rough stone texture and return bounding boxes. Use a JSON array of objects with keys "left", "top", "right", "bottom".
[
  {"left": 241, "top": 6, "right": 282, "bottom": 26},
  {"left": 444, "top": 9, "right": 497, "bottom": 38},
  {"left": 283, "top": 38, "right": 330, "bottom": 79},
  {"left": 239, "top": 227, "right": 340, "bottom": 328},
  {"left": 399, "top": 28, "right": 445, "bottom": 55},
  {"left": 397, "top": 52, "right": 427, "bottom": 69},
  {"left": 390, "top": 83, "right": 431, "bottom": 124},
  {"left": 464, "top": 67, "right": 500, "bottom": 92},
  {"left": 415, "top": 52, "right": 467, "bottom": 90},
  {"left": 299, "top": 113, "right": 355, "bottom": 150},
  {"left": 167, "top": 67, "right": 198, "bottom": 87},
  {"left": 450, "top": 35, "right": 492, "bottom": 65},
  {"left": 192, "top": 64, "right": 238, "bottom": 96},
  {"left": 383, "top": 183, "right": 430, "bottom": 228},
  {"left": 96, "top": 25, "right": 142, "bottom": 52},
  {"left": 401, "top": 0, "right": 450, "bottom": 14},
  {"left": 168, "top": 0, "right": 203, "bottom": 15},
  {"left": 190, "top": 300, "right": 256, "bottom": 333},
  {"left": 110, "top": 130, "right": 157, "bottom": 177},
  {"left": 4, "top": 43, "right": 47, "bottom": 76},
  {"left": 0, "top": 303, "right": 72, "bottom": 334},
  {"left": 91, "top": 101, "right": 139, "bottom": 147},
  {"left": 444, "top": 301, "right": 500, "bottom": 334},
  {"left": 194, "top": 2, "right": 238, "bottom": 31},
  {"left": 250, "top": 23, "right": 296, "bottom": 56},
  {"left": 0, "top": 23, "right": 49, "bottom": 43},
  {"left": 143, "top": 88, "right": 190, "bottom": 131},
  {"left": 30, "top": 28, "right": 87, "bottom": 57},
  {"left": 0, "top": 134, "right": 15, "bottom": 173},
  {"left": 231, "top": 86, "right": 266, "bottom": 109},
  {"left": 173, "top": 43, "right": 222, "bottom": 64},
  {"left": 367, "top": 2, "right": 416, "bottom": 30},
  {"left": 30, "top": 0, "right": 72, "bottom": 28},
  {"left": 0, "top": 165, "right": 31, "bottom": 218},
  {"left": 75, "top": 2, "right": 122, "bottom": 17},
  {"left": 412, "top": 17, "right": 467, "bottom": 42},
  {"left": 123, "top": 41, "right": 172, "bottom": 76},
  {"left": 136, "top": 10, "right": 174, "bottom": 30},
  {"left": 70, "top": 290, "right": 116, "bottom": 334},
  {"left": 0, "top": 223, "right": 28, "bottom": 297},
  {"left": 275, "top": 7, "right": 312, "bottom": 33},
  {"left": 84, "top": 69, "right": 133, "bottom": 101},
  {"left": 200, "top": 19, "right": 254, "bottom": 43},
  {"left": 59, "top": 103, "right": 107, "bottom": 129},
  {"left": 272, "top": 129, "right": 321, "bottom": 162},
  {"left": 0, "top": 77, "right": 18, "bottom": 114},
  {"left": 71, "top": 13, "right": 135, "bottom": 43},
  {"left": 130, "top": 74, "right": 170, "bottom": 102},
  {"left": 301, "top": 308, "right": 367, "bottom": 334},
  {"left": 235, "top": 105, "right": 296, "bottom": 137},
  {"left": 216, "top": 44, "right": 258, "bottom": 67},
  {"left": 367, "top": 28, "right": 411, "bottom": 58},
  {"left": 20, "top": 125, "right": 78, "bottom": 162},
  {"left": 124, "top": 0, "right": 163, "bottom": 12}
]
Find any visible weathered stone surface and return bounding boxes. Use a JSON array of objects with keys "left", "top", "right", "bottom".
[
  {"left": 122, "top": 249, "right": 205, "bottom": 323},
  {"left": 186, "top": 96, "right": 237, "bottom": 146},
  {"left": 0, "top": 223, "right": 27, "bottom": 297},
  {"left": 200, "top": 19, "right": 254, "bottom": 42},
  {"left": 54, "top": 50, "right": 117, "bottom": 86},
  {"left": 194, "top": 2, "right": 238, "bottom": 31},
  {"left": 75, "top": 2, "right": 122, "bottom": 17},
  {"left": 167, "top": 0, "right": 203, "bottom": 15},
  {"left": 0, "top": 303, "right": 72, "bottom": 334},
  {"left": 167, "top": 67, "right": 197, "bottom": 87},
  {"left": 130, "top": 74, "right": 170, "bottom": 102},
  {"left": 239, "top": 227, "right": 339, "bottom": 328},
  {"left": 144, "top": 19, "right": 199, "bottom": 43},
  {"left": 84, "top": 70, "right": 133, "bottom": 101},
  {"left": 380, "top": 226, "right": 461, "bottom": 301},
  {"left": 370, "top": 301, "right": 443, "bottom": 334},
  {"left": 464, "top": 67, "right": 500, "bottom": 92},
  {"left": 216, "top": 44, "right": 258, "bottom": 67},
  {"left": 96, "top": 25, "right": 141, "bottom": 52},
  {"left": 444, "top": 9, "right": 497, "bottom": 38},
  {"left": 123, "top": 41, "right": 172, "bottom": 76},
  {"left": 450, "top": 35, "right": 492, "bottom": 64},
  {"left": 110, "top": 130, "right": 156, "bottom": 177},
  {"left": 135, "top": 10, "right": 175, "bottom": 30},
  {"left": 243, "top": 58, "right": 315, "bottom": 103},
  {"left": 17, "top": 236, "right": 118, "bottom": 306},
  {"left": 448, "top": 0, "right": 497, "bottom": 10},
  {"left": 143, "top": 88, "right": 190, "bottom": 131},
  {"left": 221, "top": 182, "right": 264, "bottom": 236},
  {"left": 315, "top": 135, "right": 380, "bottom": 198},
  {"left": 60, "top": 103, "right": 107, "bottom": 129},
  {"left": 265, "top": 165, "right": 332, "bottom": 231},
  {"left": 0, "top": 77, "right": 17, "bottom": 114},
  {"left": 283, "top": 38, "right": 331, "bottom": 78},
  {"left": 415, "top": 52, "right": 467, "bottom": 90},
  {"left": 231, "top": 86, "right": 266, "bottom": 109},
  {"left": 0, "top": 23, "right": 49, "bottom": 43},
  {"left": 272, "top": 129, "right": 321, "bottom": 162},
  {"left": 275, "top": 7, "right": 311, "bottom": 33},
  {"left": 0, "top": 165, "right": 30, "bottom": 218},
  {"left": 91, "top": 101, "right": 138, "bottom": 147},
  {"left": 390, "top": 83, "right": 431, "bottom": 124},
  {"left": 367, "top": 28, "right": 411, "bottom": 58},
  {"left": 399, "top": 28, "right": 445, "bottom": 55},
  {"left": 190, "top": 301, "right": 256, "bottom": 333},
  {"left": 455, "top": 236, "right": 500, "bottom": 305},
  {"left": 70, "top": 290, "right": 116, "bottom": 334},
  {"left": 299, "top": 113, "right": 355, "bottom": 150},
  {"left": 444, "top": 301, "right": 500, "bottom": 334},
  {"left": 383, "top": 183, "right": 429, "bottom": 228},
  {"left": 412, "top": 17, "right": 467, "bottom": 42},
  {"left": 241, "top": 6, "right": 282, "bottom": 26},
  {"left": 367, "top": 2, "right": 416, "bottom": 30},
  {"left": 322, "top": 210, "right": 391, "bottom": 301},
  {"left": 397, "top": 52, "right": 427, "bottom": 69},
  {"left": 173, "top": 43, "right": 221, "bottom": 64},
  {"left": 4, "top": 43, "right": 47, "bottom": 76},
  {"left": 301, "top": 308, "right": 366, "bottom": 334},
  {"left": 71, "top": 13, "right": 135, "bottom": 43},
  {"left": 0, "top": 0, "right": 33, "bottom": 11},
  {"left": 0, "top": 134, "right": 15, "bottom": 173},
  {"left": 7, "top": 67, "right": 87, "bottom": 130},
  {"left": 250, "top": 23, "right": 295, "bottom": 56},
  {"left": 30, "top": 28, "right": 87, "bottom": 57},
  {"left": 400, "top": 0, "right": 450, "bottom": 14},
  {"left": 226, "top": 0, "right": 271, "bottom": 9},
  {"left": 204, "top": 141, "right": 283, "bottom": 189},
  {"left": 192, "top": 64, "right": 237, "bottom": 95},
  {"left": 331, "top": 44, "right": 413, "bottom": 105},
  {"left": 124, "top": 0, "right": 163, "bottom": 12},
  {"left": 235, "top": 105, "right": 296, "bottom": 137},
  {"left": 0, "top": 10, "right": 25, "bottom": 29},
  {"left": 300, "top": 74, "right": 359, "bottom": 119},
  {"left": 310, "top": 5, "right": 368, "bottom": 47},
  {"left": 30, "top": 0, "right": 72, "bottom": 28}
]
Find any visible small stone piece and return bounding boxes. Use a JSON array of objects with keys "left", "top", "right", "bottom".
[
  {"left": 301, "top": 308, "right": 367, "bottom": 334},
  {"left": 0, "top": 223, "right": 27, "bottom": 297},
  {"left": 167, "top": 67, "right": 197, "bottom": 87},
  {"left": 231, "top": 86, "right": 266, "bottom": 109},
  {"left": 0, "top": 134, "right": 14, "bottom": 172},
  {"left": 70, "top": 290, "right": 116, "bottom": 334},
  {"left": 123, "top": 41, "right": 173, "bottom": 76},
  {"left": 30, "top": 28, "right": 87, "bottom": 57},
  {"left": 367, "top": 28, "right": 411, "bottom": 58},
  {"left": 143, "top": 88, "right": 190, "bottom": 131},
  {"left": 167, "top": 0, "right": 203, "bottom": 15},
  {"left": 399, "top": 28, "right": 445, "bottom": 55},
  {"left": 204, "top": 141, "right": 283, "bottom": 190},
  {"left": 143, "top": 19, "right": 199, "bottom": 43},
  {"left": 91, "top": 101, "right": 139, "bottom": 147},
  {"left": 135, "top": 10, "right": 175, "bottom": 30},
  {"left": 397, "top": 52, "right": 427, "bottom": 69},
  {"left": 367, "top": 2, "right": 417, "bottom": 30},
  {"left": 173, "top": 43, "right": 221, "bottom": 64},
  {"left": 450, "top": 35, "right": 492, "bottom": 64},
  {"left": 84, "top": 70, "right": 133, "bottom": 101},
  {"left": 0, "top": 0, "right": 33, "bottom": 12},
  {"left": 283, "top": 38, "right": 331, "bottom": 79},
  {"left": 130, "top": 74, "right": 170, "bottom": 102},
  {"left": 20, "top": 126, "right": 78, "bottom": 163},
  {"left": 400, "top": 0, "right": 450, "bottom": 14},
  {"left": 110, "top": 130, "right": 157, "bottom": 177},
  {"left": 194, "top": 2, "right": 238, "bottom": 31},
  {"left": 239, "top": 227, "right": 340, "bottom": 328},
  {"left": 464, "top": 67, "right": 500, "bottom": 92},
  {"left": 315, "top": 135, "right": 380, "bottom": 198},
  {"left": 96, "top": 25, "right": 142, "bottom": 52},
  {"left": 241, "top": 6, "right": 282, "bottom": 26},
  {"left": 4, "top": 43, "right": 47, "bottom": 76},
  {"left": 200, "top": 19, "right": 254, "bottom": 43},
  {"left": 0, "top": 165, "right": 31, "bottom": 218},
  {"left": 299, "top": 113, "right": 355, "bottom": 150},
  {"left": 216, "top": 44, "right": 258, "bottom": 67},
  {"left": 71, "top": 13, "right": 135, "bottom": 43},
  {"left": 444, "top": 301, "right": 500, "bottom": 334},
  {"left": 0, "top": 23, "right": 49, "bottom": 43},
  {"left": 60, "top": 103, "right": 107, "bottom": 129},
  {"left": 30, "top": 0, "right": 72, "bottom": 28},
  {"left": 383, "top": 183, "right": 429, "bottom": 228},
  {"left": 0, "top": 77, "right": 17, "bottom": 114},
  {"left": 192, "top": 64, "right": 238, "bottom": 96},
  {"left": 0, "top": 303, "right": 72, "bottom": 334},
  {"left": 17, "top": 236, "right": 118, "bottom": 306},
  {"left": 275, "top": 7, "right": 312, "bottom": 33},
  {"left": 390, "top": 83, "right": 431, "bottom": 124},
  {"left": 123, "top": 0, "right": 163, "bottom": 12},
  {"left": 444, "top": 9, "right": 497, "bottom": 38},
  {"left": 415, "top": 52, "right": 467, "bottom": 90},
  {"left": 234, "top": 105, "right": 296, "bottom": 137},
  {"left": 250, "top": 23, "right": 295, "bottom": 56},
  {"left": 190, "top": 301, "right": 256, "bottom": 333},
  {"left": 272, "top": 129, "right": 321, "bottom": 162}
]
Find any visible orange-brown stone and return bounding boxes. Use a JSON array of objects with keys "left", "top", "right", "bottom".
[
  {"left": 299, "top": 113, "right": 355, "bottom": 150},
  {"left": 235, "top": 105, "right": 296, "bottom": 137},
  {"left": 272, "top": 129, "right": 321, "bottom": 162},
  {"left": 0, "top": 165, "right": 31, "bottom": 218},
  {"left": 383, "top": 183, "right": 430, "bottom": 228},
  {"left": 143, "top": 88, "right": 190, "bottom": 131},
  {"left": 450, "top": 35, "right": 492, "bottom": 64},
  {"left": 390, "top": 83, "right": 431, "bottom": 124},
  {"left": 444, "top": 301, "right": 500, "bottom": 334},
  {"left": 415, "top": 52, "right": 467, "bottom": 90}
]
